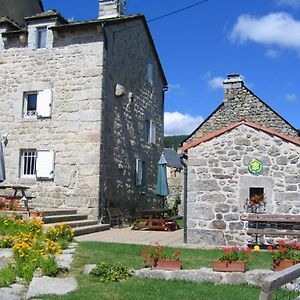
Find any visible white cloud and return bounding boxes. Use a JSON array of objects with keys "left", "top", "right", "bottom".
[
  {"left": 285, "top": 93, "right": 297, "bottom": 101},
  {"left": 168, "top": 84, "right": 186, "bottom": 96},
  {"left": 265, "top": 49, "right": 280, "bottom": 59},
  {"left": 277, "top": 0, "right": 300, "bottom": 9},
  {"left": 207, "top": 76, "right": 224, "bottom": 89},
  {"left": 230, "top": 13, "right": 300, "bottom": 50},
  {"left": 164, "top": 112, "right": 204, "bottom": 136}
]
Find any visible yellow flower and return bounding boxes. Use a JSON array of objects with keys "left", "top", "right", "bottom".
[{"left": 254, "top": 245, "right": 260, "bottom": 252}]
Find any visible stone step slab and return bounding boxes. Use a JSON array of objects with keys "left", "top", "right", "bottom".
[
  {"left": 43, "top": 219, "right": 98, "bottom": 229},
  {"left": 26, "top": 276, "right": 77, "bottom": 299},
  {"left": 42, "top": 214, "right": 88, "bottom": 224},
  {"left": 39, "top": 209, "right": 78, "bottom": 216},
  {"left": 73, "top": 224, "right": 110, "bottom": 236}
]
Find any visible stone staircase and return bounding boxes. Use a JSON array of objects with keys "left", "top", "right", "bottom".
[{"left": 39, "top": 209, "right": 110, "bottom": 236}]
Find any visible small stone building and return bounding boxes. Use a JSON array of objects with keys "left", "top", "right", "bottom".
[
  {"left": 182, "top": 75, "right": 300, "bottom": 246},
  {"left": 0, "top": 0, "right": 167, "bottom": 219},
  {"left": 163, "top": 148, "right": 183, "bottom": 210}
]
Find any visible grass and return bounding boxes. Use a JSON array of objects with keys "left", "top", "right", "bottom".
[
  {"left": 0, "top": 265, "right": 16, "bottom": 288},
  {"left": 39, "top": 241, "right": 274, "bottom": 300}
]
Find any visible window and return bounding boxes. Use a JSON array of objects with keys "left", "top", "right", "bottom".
[
  {"left": 144, "top": 119, "right": 156, "bottom": 144},
  {"left": 23, "top": 89, "right": 52, "bottom": 118},
  {"left": 147, "top": 62, "right": 153, "bottom": 84},
  {"left": 24, "top": 93, "right": 38, "bottom": 117},
  {"left": 135, "top": 158, "right": 145, "bottom": 186},
  {"left": 20, "top": 149, "right": 54, "bottom": 179},
  {"left": 249, "top": 187, "right": 264, "bottom": 199},
  {"left": 20, "top": 150, "right": 37, "bottom": 176},
  {"left": 36, "top": 27, "right": 47, "bottom": 49}
]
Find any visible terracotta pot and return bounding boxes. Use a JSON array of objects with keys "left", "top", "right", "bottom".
[
  {"left": 273, "top": 259, "right": 298, "bottom": 271},
  {"left": 151, "top": 259, "right": 182, "bottom": 270},
  {"left": 212, "top": 260, "right": 246, "bottom": 272}
]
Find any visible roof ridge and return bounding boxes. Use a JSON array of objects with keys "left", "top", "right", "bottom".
[{"left": 181, "top": 121, "right": 300, "bottom": 151}]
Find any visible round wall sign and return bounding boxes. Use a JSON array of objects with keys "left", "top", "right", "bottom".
[{"left": 248, "top": 159, "right": 263, "bottom": 174}]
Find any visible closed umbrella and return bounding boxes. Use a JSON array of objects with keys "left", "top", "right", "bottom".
[
  {"left": 0, "top": 141, "right": 5, "bottom": 182},
  {"left": 156, "top": 154, "right": 169, "bottom": 208}
]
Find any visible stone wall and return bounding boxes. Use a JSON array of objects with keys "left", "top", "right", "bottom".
[
  {"left": 187, "top": 124, "right": 300, "bottom": 246},
  {"left": 0, "top": 26, "right": 105, "bottom": 218},
  {"left": 102, "top": 19, "right": 166, "bottom": 215},
  {"left": 0, "top": 0, "right": 43, "bottom": 25},
  {"left": 166, "top": 167, "right": 183, "bottom": 213},
  {"left": 186, "top": 86, "right": 299, "bottom": 143}
]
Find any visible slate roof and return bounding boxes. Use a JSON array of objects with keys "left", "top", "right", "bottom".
[
  {"left": 163, "top": 148, "right": 183, "bottom": 169},
  {"left": 24, "top": 9, "right": 68, "bottom": 24},
  {"left": 0, "top": 16, "right": 21, "bottom": 30},
  {"left": 181, "top": 121, "right": 300, "bottom": 151}
]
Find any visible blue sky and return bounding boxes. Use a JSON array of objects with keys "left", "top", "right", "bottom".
[{"left": 43, "top": 0, "right": 300, "bottom": 136}]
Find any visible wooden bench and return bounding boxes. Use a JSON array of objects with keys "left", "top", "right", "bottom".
[
  {"left": 247, "top": 214, "right": 300, "bottom": 243},
  {"left": 107, "top": 208, "right": 123, "bottom": 227}
]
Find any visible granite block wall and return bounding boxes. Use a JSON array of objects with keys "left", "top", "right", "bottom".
[{"left": 187, "top": 124, "right": 300, "bottom": 246}]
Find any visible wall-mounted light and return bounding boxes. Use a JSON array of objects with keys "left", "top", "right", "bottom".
[
  {"left": 19, "top": 34, "right": 28, "bottom": 44},
  {"left": 1, "top": 133, "right": 8, "bottom": 146}
]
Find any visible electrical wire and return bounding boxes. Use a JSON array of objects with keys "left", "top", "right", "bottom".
[{"left": 147, "top": 0, "right": 210, "bottom": 24}]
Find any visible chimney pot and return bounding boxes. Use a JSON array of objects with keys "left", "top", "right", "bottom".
[
  {"left": 99, "top": 0, "right": 125, "bottom": 19},
  {"left": 223, "top": 74, "right": 243, "bottom": 90}
]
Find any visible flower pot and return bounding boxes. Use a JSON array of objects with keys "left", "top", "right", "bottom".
[
  {"left": 273, "top": 259, "right": 298, "bottom": 271},
  {"left": 212, "top": 260, "right": 246, "bottom": 272},
  {"left": 151, "top": 259, "right": 182, "bottom": 270}
]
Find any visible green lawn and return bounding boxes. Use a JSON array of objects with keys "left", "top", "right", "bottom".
[{"left": 41, "top": 241, "right": 274, "bottom": 300}]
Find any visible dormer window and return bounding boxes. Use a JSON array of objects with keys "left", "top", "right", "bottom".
[{"left": 36, "top": 27, "right": 47, "bottom": 49}]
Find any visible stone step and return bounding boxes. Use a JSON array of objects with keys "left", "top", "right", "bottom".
[
  {"left": 40, "top": 209, "right": 78, "bottom": 216},
  {"left": 43, "top": 219, "right": 99, "bottom": 229},
  {"left": 73, "top": 224, "right": 110, "bottom": 236},
  {"left": 42, "top": 214, "right": 88, "bottom": 224}
]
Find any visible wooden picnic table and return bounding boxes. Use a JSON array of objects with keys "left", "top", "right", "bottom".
[
  {"left": 132, "top": 208, "right": 179, "bottom": 231},
  {"left": 0, "top": 185, "right": 31, "bottom": 211}
]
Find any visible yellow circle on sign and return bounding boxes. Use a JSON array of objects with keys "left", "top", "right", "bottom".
[{"left": 248, "top": 159, "right": 263, "bottom": 174}]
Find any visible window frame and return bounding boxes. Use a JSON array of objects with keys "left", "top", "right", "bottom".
[
  {"left": 144, "top": 119, "right": 156, "bottom": 144},
  {"left": 36, "top": 26, "right": 47, "bottom": 49},
  {"left": 147, "top": 62, "right": 153, "bottom": 85},
  {"left": 23, "top": 92, "right": 38, "bottom": 118},
  {"left": 135, "top": 158, "right": 145, "bottom": 186},
  {"left": 20, "top": 149, "right": 37, "bottom": 177}
]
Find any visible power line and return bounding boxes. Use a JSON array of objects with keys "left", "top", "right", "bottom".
[
  {"left": 147, "top": 0, "right": 210, "bottom": 24},
  {"left": 112, "top": 0, "right": 210, "bottom": 34}
]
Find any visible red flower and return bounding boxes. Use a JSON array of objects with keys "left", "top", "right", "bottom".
[
  {"left": 267, "top": 246, "right": 273, "bottom": 251},
  {"left": 174, "top": 250, "right": 181, "bottom": 256}
]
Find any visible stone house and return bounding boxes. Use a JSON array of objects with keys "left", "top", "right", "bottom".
[
  {"left": 181, "top": 75, "right": 300, "bottom": 246},
  {"left": 0, "top": 0, "right": 167, "bottom": 220}
]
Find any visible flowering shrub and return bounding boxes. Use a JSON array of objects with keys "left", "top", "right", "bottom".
[
  {"left": 141, "top": 243, "right": 181, "bottom": 265},
  {"left": 46, "top": 223, "right": 74, "bottom": 242},
  {"left": 219, "top": 247, "right": 253, "bottom": 263},
  {"left": 0, "top": 216, "right": 73, "bottom": 283},
  {"left": 244, "top": 194, "right": 266, "bottom": 213},
  {"left": 268, "top": 241, "right": 300, "bottom": 262}
]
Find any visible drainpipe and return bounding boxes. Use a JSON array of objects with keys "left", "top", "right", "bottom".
[
  {"left": 99, "top": 22, "right": 108, "bottom": 224},
  {"left": 179, "top": 152, "right": 188, "bottom": 243}
]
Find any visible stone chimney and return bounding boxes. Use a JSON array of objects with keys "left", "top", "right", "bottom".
[
  {"left": 99, "top": 0, "right": 125, "bottom": 19},
  {"left": 223, "top": 74, "right": 244, "bottom": 90}
]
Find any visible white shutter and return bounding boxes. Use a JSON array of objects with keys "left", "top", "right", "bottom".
[
  {"left": 150, "top": 120, "right": 156, "bottom": 144},
  {"left": 147, "top": 62, "right": 153, "bottom": 84},
  {"left": 36, "top": 150, "right": 54, "bottom": 179},
  {"left": 135, "top": 158, "right": 143, "bottom": 186},
  {"left": 37, "top": 89, "right": 52, "bottom": 118}
]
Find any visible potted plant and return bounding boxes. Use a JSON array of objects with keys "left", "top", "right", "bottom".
[
  {"left": 244, "top": 194, "right": 266, "bottom": 214},
  {"left": 268, "top": 241, "right": 300, "bottom": 271},
  {"left": 212, "top": 247, "right": 253, "bottom": 272},
  {"left": 141, "top": 242, "right": 182, "bottom": 270}
]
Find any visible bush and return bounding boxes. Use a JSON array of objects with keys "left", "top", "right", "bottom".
[
  {"left": 46, "top": 223, "right": 73, "bottom": 242},
  {"left": 90, "top": 262, "right": 132, "bottom": 283},
  {"left": 39, "top": 256, "right": 59, "bottom": 277}
]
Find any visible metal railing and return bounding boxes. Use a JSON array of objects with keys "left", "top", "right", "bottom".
[{"left": 259, "top": 264, "right": 300, "bottom": 300}]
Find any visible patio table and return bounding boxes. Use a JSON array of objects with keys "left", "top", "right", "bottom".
[{"left": 132, "top": 208, "right": 178, "bottom": 231}]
